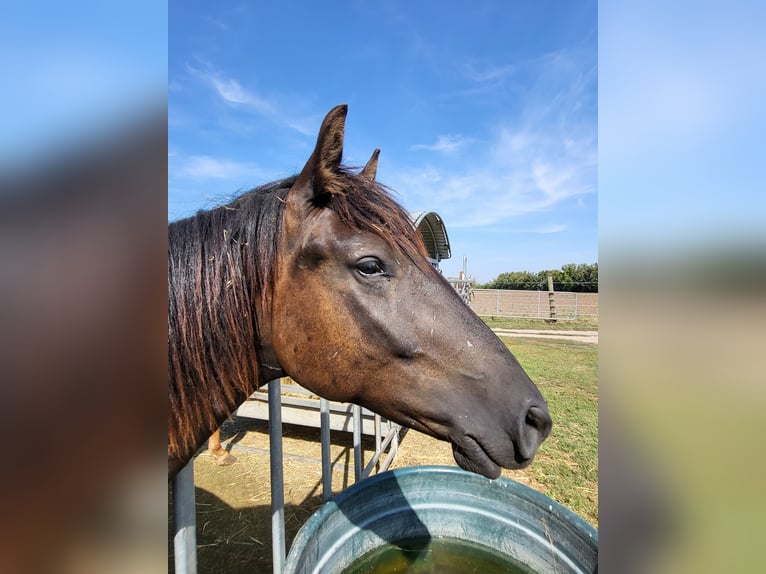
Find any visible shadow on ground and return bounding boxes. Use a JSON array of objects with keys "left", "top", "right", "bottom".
[
  {"left": 169, "top": 485, "right": 325, "bottom": 574},
  {"left": 168, "top": 415, "right": 398, "bottom": 574}
]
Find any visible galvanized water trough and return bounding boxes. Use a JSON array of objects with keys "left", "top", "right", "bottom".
[{"left": 284, "top": 466, "right": 598, "bottom": 574}]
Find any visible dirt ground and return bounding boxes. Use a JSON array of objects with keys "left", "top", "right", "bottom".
[{"left": 493, "top": 328, "right": 598, "bottom": 344}]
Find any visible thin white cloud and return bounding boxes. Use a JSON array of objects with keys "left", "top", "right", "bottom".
[
  {"left": 206, "top": 17, "right": 229, "bottom": 31},
  {"left": 391, "top": 124, "right": 596, "bottom": 229},
  {"left": 209, "top": 76, "right": 250, "bottom": 104},
  {"left": 532, "top": 161, "right": 577, "bottom": 202},
  {"left": 527, "top": 224, "right": 568, "bottom": 234},
  {"left": 411, "top": 134, "right": 469, "bottom": 154},
  {"left": 208, "top": 76, "right": 274, "bottom": 113},
  {"left": 462, "top": 63, "right": 515, "bottom": 83},
  {"left": 167, "top": 151, "right": 272, "bottom": 220},
  {"left": 171, "top": 154, "right": 265, "bottom": 182},
  {"left": 486, "top": 224, "right": 567, "bottom": 234},
  {"left": 516, "top": 223, "right": 568, "bottom": 235},
  {"left": 399, "top": 46, "right": 598, "bottom": 229},
  {"left": 185, "top": 63, "right": 315, "bottom": 136}
]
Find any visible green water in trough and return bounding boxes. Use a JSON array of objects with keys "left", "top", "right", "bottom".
[{"left": 342, "top": 536, "right": 536, "bottom": 574}]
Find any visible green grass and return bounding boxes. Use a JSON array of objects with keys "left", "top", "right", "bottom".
[
  {"left": 501, "top": 336, "right": 598, "bottom": 526},
  {"left": 481, "top": 316, "right": 598, "bottom": 331}
]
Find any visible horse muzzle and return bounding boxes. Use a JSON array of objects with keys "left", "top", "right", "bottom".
[{"left": 451, "top": 399, "right": 552, "bottom": 479}]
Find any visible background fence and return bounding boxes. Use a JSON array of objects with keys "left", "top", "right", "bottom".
[{"left": 469, "top": 289, "right": 599, "bottom": 320}]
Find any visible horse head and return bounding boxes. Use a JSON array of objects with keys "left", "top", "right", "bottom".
[{"left": 267, "top": 105, "right": 551, "bottom": 479}]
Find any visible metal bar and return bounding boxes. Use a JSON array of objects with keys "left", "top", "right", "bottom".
[
  {"left": 362, "top": 424, "right": 399, "bottom": 479},
  {"left": 238, "top": 393, "right": 386, "bottom": 436},
  {"left": 374, "top": 413, "right": 382, "bottom": 472},
  {"left": 320, "top": 397, "right": 331, "bottom": 501},
  {"left": 268, "top": 379, "right": 286, "bottom": 574},
  {"left": 352, "top": 404, "right": 362, "bottom": 481},
  {"left": 173, "top": 459, "right": 197, "bottom": 574},
  {"left": 362, "top": 429, "right": 390, "bottom": 477},
  {"left": 379, "top": 446, "right": 398, "bottom": 472},
  {"left": 379, "top": 431, "right": 400, "bottom": 472}
]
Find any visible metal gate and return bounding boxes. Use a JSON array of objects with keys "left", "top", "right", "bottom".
[{"left": 172, "top": 378, "right": 401, "bottom": 574}]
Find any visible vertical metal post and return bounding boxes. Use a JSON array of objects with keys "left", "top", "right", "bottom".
[
  {"left": 268, "top": 379, "right": 286, "bottom": 574},
  {"left": 374, "top": 413, "right": 382, "bottom": 473},
  {"left": 352, "top": 404, "right": 362, "bottom": 482},
  {"left": 320, "top": 397, "right": 332, "bottom": 501},
  {"left": 173, "top": 459, "right": 197, "bottom": 574},
  {"left": 392, "top": 427, "right": 399, "bottom": 461}
]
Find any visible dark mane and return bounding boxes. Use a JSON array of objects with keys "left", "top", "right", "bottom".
[{"left": 167, "top": 170, "right": 429, "bottom": 467}]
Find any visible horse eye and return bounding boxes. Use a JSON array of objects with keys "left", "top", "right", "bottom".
[{"left": 356, "top": 257, "right": 385, "bottom": 276}]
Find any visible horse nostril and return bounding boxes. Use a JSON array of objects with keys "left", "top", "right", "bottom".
[{"left": 525, "top": 405, "right": 552, "bottom": 440}]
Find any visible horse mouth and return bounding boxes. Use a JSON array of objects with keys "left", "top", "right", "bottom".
[{"left": 451, "top": 435, "right": 532, "bottom": 480}]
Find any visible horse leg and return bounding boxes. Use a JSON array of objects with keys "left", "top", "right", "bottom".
[{"left": 207, "top": 428, "right": 237, "bottom": 466}]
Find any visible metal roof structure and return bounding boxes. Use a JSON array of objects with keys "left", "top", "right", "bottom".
[{"left": 410, "top": 211, "right": 452, "bottom": 263}]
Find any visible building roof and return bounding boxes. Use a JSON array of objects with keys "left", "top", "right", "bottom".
[{"left": 410, "top": 211, "right": 452, "bottom": 262}]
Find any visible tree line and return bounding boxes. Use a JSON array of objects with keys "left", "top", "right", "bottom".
[{"left": 481, "top": 263, "right": 598, "bottom": 292}]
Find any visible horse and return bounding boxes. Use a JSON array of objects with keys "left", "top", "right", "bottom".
[
  {"left": 207, "top": 427, "right": 237, "bottom": 466},
  {"left": 168, "top": 104, "right": 552, "bottom": 480}
]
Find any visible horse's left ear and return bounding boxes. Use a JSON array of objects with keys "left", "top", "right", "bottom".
[
  {"left": 295, "top": 104, "right": 348, "bottom": 200},
  {"left": 360, "top": 148, "right": 380, "bottom": 181}
]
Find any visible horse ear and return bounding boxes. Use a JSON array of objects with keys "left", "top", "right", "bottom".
[
  {"left": 360, "top": 148, "right": 380, "bottom": 181},
  {"left": 295, "top": 104, "right": 348, "bottom": 199}
]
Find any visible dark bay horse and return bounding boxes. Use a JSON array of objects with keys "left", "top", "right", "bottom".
[{"left": 168, "top": 105, "right": 551, "bottom": 480}]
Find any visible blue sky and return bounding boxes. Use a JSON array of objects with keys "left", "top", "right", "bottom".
[
  {"left": 0, "top": 2, "right": 166, "bottom": 169},
  {"left": 169, "top": 1, "right": 597, "bottom": 283},
  {"left": 599, "top": 0, "right": 766, "bottom": 255}
]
